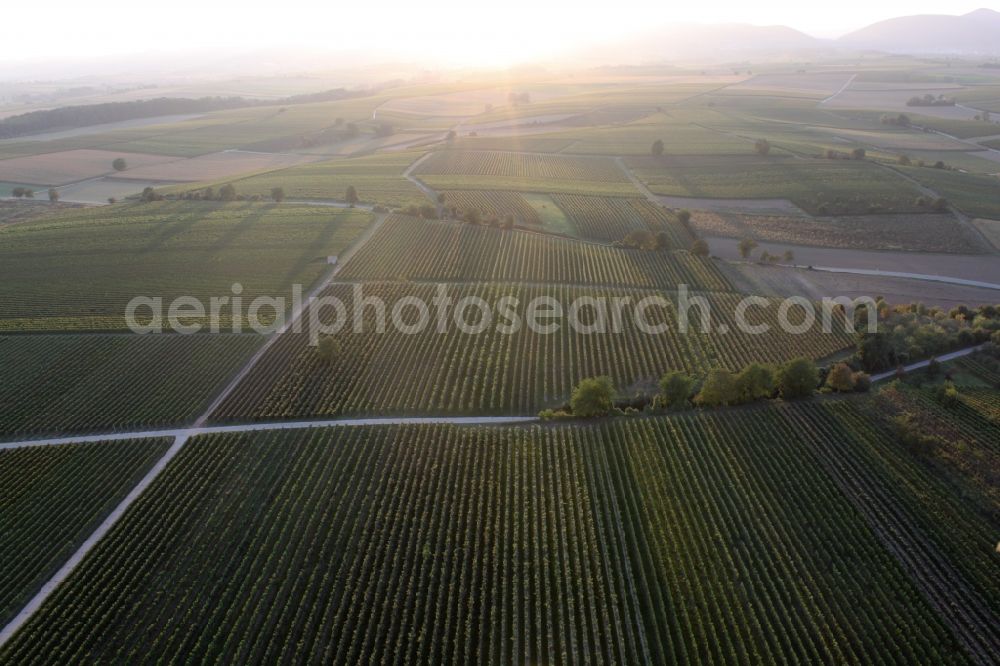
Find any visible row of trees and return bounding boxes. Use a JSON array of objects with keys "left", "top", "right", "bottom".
[
  {"left": 658, "top": 357, "right": 867, "bottom": 410},
  {"left": 161, "top": 185, "right": 360, "bottom": 206},
  {"left": 906, "top": 94, "right": 955, "bottom": 108},
  {"left": 551, "top": 357, "right": 871, "bottom": 419},
  {"left": 854, "top": 300, "right": 1000, "bottom": 372},
  {"left": 9, "top": 186, "right": 62, "bottom": 202},
  {"left": 737, "top": 238, "right": 794, "bottom": 262}
]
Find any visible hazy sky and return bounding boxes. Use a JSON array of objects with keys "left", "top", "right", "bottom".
[{"left": 4, "top": 1, "right": 997, "bottom": 66}]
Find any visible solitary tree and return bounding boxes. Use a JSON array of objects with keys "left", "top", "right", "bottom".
[
  {"left": 852, "top": 147, "right": 866, "bottom": 160},
  {"left": 738, "top": 238, "right": 758, "bottom": 259},
  {"left": 345, "top": 186, "right": 359, "bottom": 208},
  {"left": 48, "top": 188, "right": 59, "bottom": 202},
  {"left": 754, "top": 139, "right": 771, "bottom": 156},
  {"left": 112, "top": 157, "right": 127, "bottom": 171},
  {"left": 655, "top": 231, "right": 671, "bottom": 250},
  {"left": 651, "top": 139, "right": 665, "bottom": 157},
  {"left": 140, "top": 186, "right": 160, "bottom": 202},
  {"left": 825, "top": 362, "right": 856, "bottom": 392},
  {"left": 777, "top": 357, "right": 819, "bottom": 399},
  {"left": 570, "top": 376, "right": 615, "bottom": 417},
  {"left": 271, "top": 187, "right": 286, "bottom": 202},
  {"left": 691, "top": 239, "right": 710, "bottom": 256},
  {"left": 219, "top": 183, "right": 237, "bottom": 201},
  {"left": 676, "top": 209, "right": 692, "bottom": 225},
  {"left": 659, "top": 371, "right": 694, "bottom": 409}
]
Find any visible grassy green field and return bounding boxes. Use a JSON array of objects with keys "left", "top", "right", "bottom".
[
  {"left": 560, "top": 115, "right": 756, "bottom": 156},
  {"left": 0, "top": 334, "right": 260, "bottom": 437},
  {"left": 0, "top": 97, "right": 393, "bottom": 159},
  {"left": 0, "top": 201, "right": 371, "bottom": 331},
  {"left": 415, "top": 150, "right": 641, "bottom": 196},
  {"left": 177, "top": 152, "right": 428, "bottom": 207},
  {"left": 626, "top": 156, "right": 927, "bottom": 215},
  {"left": 420, "top": 174, "right": 641, "bottom": 196},
  {"left": 899, "top": 165, "right": 1000, "bottom": 218},
  {"left": 0, "top": 438, "right": 171, "bottom": 627},
  {"left": 4, "top": 404, "right": 992, "bottom": 663}
]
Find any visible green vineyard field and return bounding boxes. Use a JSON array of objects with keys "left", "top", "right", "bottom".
[
  {"left": 0, "top": 438, "right": 170, "bottom": 627},
  {"left": 0, "top": 201, "right": 371, "bottom": 331},
  {"left": 625, "top": 157, "right": 927, "bottom": 216},
  {"left": 415, "top": 151, "right": 640, "bottom": 196},
  {"left": 0, "top": 334, "right": 261, "bottom": 438},
  {"left": 550, "top": 194, "right": 695, "bottom": 246},
  {"left": 200, "top": 152, "right": 429, "bottom": 207},
  {"left": 2, "top": 411, "right": 989, "bottom": 663},
  {"left": 211, "top": 282, "right": 853, "bottom": 420},
  {"left": 338, "top": 215, "right": 729, "bottom": 290},
  {"left": 416, "top": 150, "right": 628, "bottom": 183},
  {"left": 439, "top": 190, "right": 542, "bottom": 225}
]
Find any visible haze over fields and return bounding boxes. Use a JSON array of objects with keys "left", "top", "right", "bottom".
[{"left": 1, "top": 2, "right": 999, "bottom": 665}]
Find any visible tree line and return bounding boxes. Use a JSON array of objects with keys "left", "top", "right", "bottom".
[
  {"left": 542, "top": 356, "right": 871, "bottom": 420},
  {"left": 0, "top": 88, "right": 372, "bottom": 140}
]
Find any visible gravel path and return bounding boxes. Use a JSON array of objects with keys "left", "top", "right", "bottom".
[{"left": 870, "top": 344, "right": 986, "bottom": 382}]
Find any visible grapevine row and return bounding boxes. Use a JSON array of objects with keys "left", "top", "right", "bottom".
[
  {"left": 0, "top": 416, "right": 976, "bottom": 663},
  {"left": 338, "top": 215, "right": 730, "bottom": 291}
]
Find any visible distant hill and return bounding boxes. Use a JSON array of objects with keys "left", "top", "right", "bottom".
[
  {"left": 578, "top": 23, "right": 826, "bottom": 65},
  {"left": 840, "top": 8, "right": 1000, "bottom": 54}
]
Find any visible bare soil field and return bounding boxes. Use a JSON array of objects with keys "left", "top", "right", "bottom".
[
  {"left": 295, "top": 132, "right": 439, "bottom": 156},
  {"left": 706, "top": 235, "right": 1000, "bottom": 283},
  {"left": 652, "top": 193, "right": 810, "bottom": 215},
  {"left": 453, "top": 114, "right": 581, "bottom": 136},
  {"left": 112, "top": 150, "right": 320, "bottom": 182},
  {"left": 731, "top": 263, "right": 1000, "bottom": 308},
  {"left": 847, "top": 82, "right": 965, "bottom": 92},
  {"left": 53, "top": 178, "right": 165, "bottom": 204},
  {"left": 814, "top": 126, "right": 973, "bottom": 151},
  {"left": 973, "top": 218, "right": 1000, "bottom": 250},
  {"left": 724, "top": 73, "right": 855, "bottom": 98},
  {"left": 822, "top": 88, "right": 982, "bottom": 120},
  {"left": 0, "top": 149, "right": 179, "bottom": 186},
  {"left": 692, "top": 211, "right": 989, "bottom": 254}
]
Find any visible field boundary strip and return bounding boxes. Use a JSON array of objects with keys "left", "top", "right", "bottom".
[{"left": 0, "top": 417, "right": 541, "bottom": 452}]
